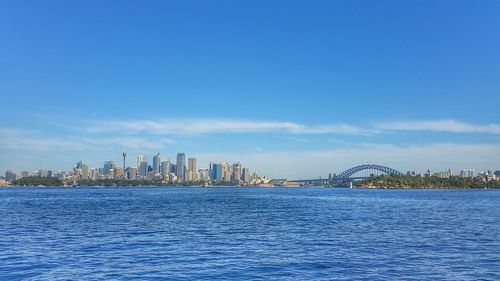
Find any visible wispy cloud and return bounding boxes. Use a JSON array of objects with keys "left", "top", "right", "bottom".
[
  {"left": 84, "top": 119, "right": 374, "bottom": 135},
  {"left": 0, "top": 128, "right": 172, "bottom": 151},
  {"left": 376, "top": 119, "right": 500, "bottom": 134}
]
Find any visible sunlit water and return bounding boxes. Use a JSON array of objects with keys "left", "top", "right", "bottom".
[{"left": 0, "top": 187, "right": 498, "bottom": 280}]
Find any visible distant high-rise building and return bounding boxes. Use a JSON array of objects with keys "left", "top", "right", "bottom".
[
  {"left": 232, "top": 163, "right": 241, "bottom": 182},
  {"left": 176, "top": 153, "right": 186, "bottom": 181},
  {"left": 90, "top": 168, "right": 99, "bottom": 180},
  {"left": 242, "top": 168, "right": 250, "bottom": 183},
  {"left": 460, "top": 169, "right": 475, "bottom": 178},
  {"left": 124, "top": 167, "right": 135, "bottom": 180},
  {"left": 212, "top": 163, "right": 223, "bottom": 182},
  {"left": 20, "top": 171, "right": 29, "bottom": 178},
  {"left": 81, "top": 164, "right": 89, "bottom": 179},
  {"left": 222, "top": 163, "right": 231, "bottom": 182},
  {"left": 137, "top": 155, "right": 145, "bottom": 169},
  {"left": 5, "top": 170, "right": 17, "bottom": 182},
  {"left": 104, "top": 161, "right": 115, "bottom": 177},
  {"left": 153, "top": 153, "right": 161, "bottom": 175},
  {"left": 161, "top": 160, "right": 170, "bottom": 176},
  {"left": 113, "top": 167, "right": 124, "bottom": 179},
  {"left": 188, "top": 158, "right": 196, "bottom": 181},
  {"left": 198, "top": 169, "right": 209, "bottom": 181},
  {"left": 138, "top": 161, "right": 148, "bottom": 178}
]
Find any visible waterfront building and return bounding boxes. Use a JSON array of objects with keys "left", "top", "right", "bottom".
[
  {"left": 56, "top": 170, "right": 66, "bottom": 180},
  {"left": 90, "top": 168, "right": 99, "bottom": 180},
  {"left": 188, "top": 158, "right": 196, "bottom": 181},
  {"left": 103, "top": 161, "right": 115, "bottom": 177},
  {"left": 81, "top": 164, "right": 89, "bottom": 179},
  {"left": 113, "top": 167, "right": 124, "bottom": 179},
  {"left": 198, "top": 169, "right": 209, "bottom": 181},
  {"left": 232, "top": 163, "right": 241, "bottom": 182},
  {"left": 212, "top": 163, "right": 223, "bottom": 182},
  {"left": 161, "top": 160, "right": 170, "bottom": 176},
  {"left": 36, "top": 170, "right": 51, "bottom": 178},
  {"left": 242, "top": 168, "right": 250, "bottom": 183},
  {"left": 5, "top": 170, "right": 17, "bottom": 182},
  {"left": 460, "top": 169, "right": 475, "bottom": 178},
  {"left": 137, "top": 155, "right": 145, "bottom": 169},
  {"left": 73, "top": 168, "right": 82, "bottom": 180},
  {"left": 138, "top": 161, "right": 148, "bottom": 178},
  {"left": 209, "top": 161, "right": 215, "bottom": 180},
  {"left": 176, "top": 153, "right": 186, "bottom": 181},
  {"left": 153, "top": 153, "right": 161, "bottom": 175},
  {"left": 220, "top": 163, "right": 231, "bottom": 182},
  {"left": 126, "top": 167, "right": 137, "bottom": 180}
]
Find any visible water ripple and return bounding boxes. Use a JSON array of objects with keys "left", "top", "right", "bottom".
[{"left": 0, "top": 188, "right": 498, "bottom": 280}]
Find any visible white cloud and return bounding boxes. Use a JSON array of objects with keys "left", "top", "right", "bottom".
[
  {"left": 84, "top": 119, "right": 373, "bottom": 135},
  {"left": 0, "top": 129, "right": 172, "bottom": 151},
  {"left": 376, "top": 119, "right": 500, "bottom": 134}
]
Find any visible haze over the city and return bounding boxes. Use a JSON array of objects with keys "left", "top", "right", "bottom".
[{"left": 1, "top": 0, "right": 499, "bottom": 178}]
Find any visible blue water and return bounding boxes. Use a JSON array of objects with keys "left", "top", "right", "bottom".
[{"left": 0, "top": 188, "right": 498, "bottom": 280}]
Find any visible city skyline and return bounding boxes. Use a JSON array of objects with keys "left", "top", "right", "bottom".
[
  {"left": 1, "top": 1, "right": 500, "bottom": 178},
  {"left": 2, "top": 149, "right": 499, "bottom": 183}
]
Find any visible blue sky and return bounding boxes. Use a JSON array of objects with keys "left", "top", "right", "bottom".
[{"left": 1, "top": 0, "right": 499, "bottom": 178}]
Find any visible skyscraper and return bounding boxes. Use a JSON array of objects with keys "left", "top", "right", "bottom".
[
  {"left": 188, "top": 158, "right": 196, "bottom": 181},
  {"left": 138, "top": 161, "right": 148, "bottom": 178},
  {"left": 161, "top": 160, "right": 170, "bottom": 176},
  {"left": 232, "top": 163, "right": 241, "bottom": 182},
  {"left": 212, "top": 163, "right": 223, "bottom": 182},
  {"left": 81, "top": 164, "right": 89, "bottom": 179},
  {"left": 137, "top": 155, "right": 145, "bottom": 168},
  {"left": 242, "top": 168, "right": 250, "bottom": 183},
  {"left": 153, "top": 153, "right": 161, "bottom": 175},
  {"left": 176, "top": 153, "right": 186, "bottom": 181},
  {"left": 103, "top": 161, "right": 115, "bottom": 177}
]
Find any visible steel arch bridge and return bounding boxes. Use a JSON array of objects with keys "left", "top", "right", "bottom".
[{"left": 332, "top": 164, "right": 404, "bottom": 184}]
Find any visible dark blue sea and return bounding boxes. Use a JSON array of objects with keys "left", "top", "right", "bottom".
[{"left": 0, "top": 188, "right": 498, "bottom": 280}]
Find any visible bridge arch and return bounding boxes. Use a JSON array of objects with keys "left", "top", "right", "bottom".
[{"left": 333, "top": 164, "right": 403, "bottom": 184}]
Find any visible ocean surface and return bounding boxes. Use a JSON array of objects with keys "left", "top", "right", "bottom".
[{"left": 0, "top": 187, "right": 498, "bottom": 280}]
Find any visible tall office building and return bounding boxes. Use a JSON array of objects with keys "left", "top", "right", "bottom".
[
  {"left": 138, "top": 161, "right": 148, "bottom": 178},
  {"left": 212, "top": 163, "right": 223, "bottom": 182},
  {"left": 188, "top": 158, "right": 196, "bottom": 181},
  {"left": 176, "top": 153, "right": 186, "bottom": 181},
  {"left": 460, "top": 169, "right": 475, "bottom": 178},
  {"left": 153, "top": 153, "right": 161, "bottom": 175},
  {"left": 242, "top": 168, "right": 250, "bottom": 183},
  {"left": 232, "top": 163, "right": 241, "bottom": 182},
  {"left": 90, "top": 168, "right": 99, "bottom": 180},
  {"left": 137, "top": 155, "right": 145, "bottom": 168},
  {"left": 103, "top": 161, "right": 115, "bottom": 177},
  {"left": 161, "top": 160, "right": 170, "bottom": 176},
  {"left": 81, "top": 164, "right": 89, "bottom": 179},
  {"left": 209, "top": 161, "right": 215, "bottom": 180},
  {"left": 222, "top": 163, "right": 231, "bottom": 182}
]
